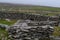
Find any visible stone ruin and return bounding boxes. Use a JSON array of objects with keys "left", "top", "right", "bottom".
[
  {"left": 0, "top": 11, "right": 59, "bottom": 40},
  {"left": 0, "top": 11, "right": 59, "bottom": 21},
  {"left": 7, "top": 20, "right": 54, "bottom": 40}
]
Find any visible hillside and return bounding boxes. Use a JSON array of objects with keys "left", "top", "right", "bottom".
[{"left": 0, "top": 2, "right": 60, "bottom": 16}]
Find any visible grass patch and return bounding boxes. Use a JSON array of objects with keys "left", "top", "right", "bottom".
[
  {"left": 0, "top": 28, "right": 8, "bottom": 40},
  {"left": 53, "top": 27, "right": 60, "bottom": 37},
  {"left": 0, "top": 19, "right": 17, "bottom": 40},
  {"left": 0, "top": 19, "right": 17, "bottom": 25}
]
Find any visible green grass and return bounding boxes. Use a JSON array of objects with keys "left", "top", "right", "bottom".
[
  {"left": 0, "top": 6, "right": 60, "bottom": 13},
  {"left": 1, "top": 5, "right": 60, "bottom": 16},
  {"left": 0, "top": 19, "right": 17, "bottom": 25},
  {"left": 53, "top": 27, "right": 60, "bottom": 37},
  {"left": 0, "top": 28, "right": 8, "bottom": 40},
  {"left": 0, "top": 19, "right": 17, "bottom": 40},
  {"left": 1, "top": 6, "right": 60, "bottom": 11}
]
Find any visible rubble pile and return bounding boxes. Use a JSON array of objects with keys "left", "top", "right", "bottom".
[
  {"left": 0, "top": 12, "right": 59, "bottom": 26},
  {"left": 8, "top": 20, "right": 54, "bottom": 40},
  {"left": 0, "top": 12, "right": 49, "bottom": 21},
  {"left": 0, "top": 12, "right": 59, "bottom": 20}
]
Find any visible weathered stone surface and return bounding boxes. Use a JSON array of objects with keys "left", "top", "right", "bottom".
[{"left": 8, "top": 20, "right": 54, "bottom": 40}]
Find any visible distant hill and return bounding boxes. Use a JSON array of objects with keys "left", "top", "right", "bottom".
[
  {"left": 0, "top": 2, "right": 40, "bottom": 7},
  {"left": 0, "top": 2, "right": 59, "bottom": 8}
]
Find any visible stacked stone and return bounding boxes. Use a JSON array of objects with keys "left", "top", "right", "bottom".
[
  {"left": 8, "top": 26, "right": 54, "bottom": 40},
  {"left": 0, "top": 11, "right": 59, "bottom": 22},
  {"left": 0, "top": 12, "right": 49, "bottom": 21}
]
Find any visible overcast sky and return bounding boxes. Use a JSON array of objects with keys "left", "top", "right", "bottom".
[{"left": 0, "top": 0, "right": 60, "bottom": 7}]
